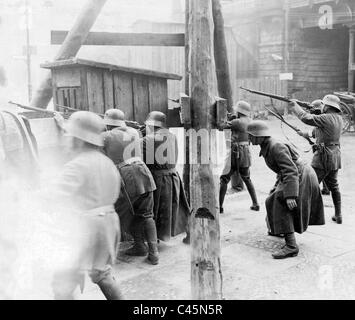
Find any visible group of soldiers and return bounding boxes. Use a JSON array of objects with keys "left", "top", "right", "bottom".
[
  {"left": 47, "top": 109, "right": 191, "bottom": 300},
  {"left": 1, "top": 90, "right": 343, "bottom": 300},
  {"left": 220, "top": 94, "right": 343, "bottom": 260}
]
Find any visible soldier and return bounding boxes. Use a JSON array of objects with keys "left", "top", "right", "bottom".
[
  {"left": 247, "top": 121, "right": 325, "bottom": 259},
  {"left": 309, "top": 99, "right": 330, "bottom": 196},
  {"left": 219, "top": 101, "right": 259, "bottom": 214},
  {"left": 102, "top": 109, "right": 159, "bottom": 265},
  {"left": 142, "top": 111, "right": 190, "bottom": 243},
  {"left": 50, "top": 111, "right": 123, "bottom": 300},
  {"left": 289, "top": 95, "right": 343, "bottom": 224}
]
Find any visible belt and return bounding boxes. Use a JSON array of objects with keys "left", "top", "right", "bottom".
[
  {"left": 85, "top": 205, "right": 115, "bottom": 216},
  {"left": 118, "top": 157, "right": 142, "bottom": 169}
]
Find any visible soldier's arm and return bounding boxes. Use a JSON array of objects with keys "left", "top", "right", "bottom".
[{"left": 289, "top": 101, "right": 326, "bottom": 128}]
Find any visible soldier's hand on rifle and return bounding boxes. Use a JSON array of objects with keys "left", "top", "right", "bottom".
[
  {"left": 286, "top": 198, "right": 297, "bottom": 210},
  {"left": 53, "top": 112, "right": 65, "bottom": 131},
  {"left": 288, "top": 99, "right": 298, "bottom": 110},
  {"left": 296, "top": 129, "right": 305, "bottom": 137}
]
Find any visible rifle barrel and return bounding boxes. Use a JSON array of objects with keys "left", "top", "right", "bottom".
[
  {"left": 265, "top": 106, "right": 314, "bottom": 146},
  {"left": 240, "top": 87, "right": 290, "bottom": 103},
  {"left": 8, "top": 101, "right": 56, "bottom": 115}
]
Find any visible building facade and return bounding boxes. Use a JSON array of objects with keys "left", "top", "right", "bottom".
[{"left": 223, "top": 0, "right": 355, "bottom": 106}]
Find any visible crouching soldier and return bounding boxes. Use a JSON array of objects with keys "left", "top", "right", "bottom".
[
  {"left": 51, "top": 111, "right": 123, "bottom": 300},
  {"left": 142, "top": 111, "right": 191, "bottom": 243},
  {"left": 247, "top": 121, "right": 325, "bottom": 259},
  {"left": 289, "top": 95, "right": 343, "bottom": 224},
  {"left": 219, "top": 101, "right": 259, "bottom": 214},
  {"left": 102, "top": 109, "right": 159, "bottom": 265}
]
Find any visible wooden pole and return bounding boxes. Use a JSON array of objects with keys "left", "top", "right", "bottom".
[
  {"left": 30, "top": 0, "right": 108, "bottom": 109},
  {"left": 212, "top": 0, "right": 233, "bottom": 112},
  {"left": 348, "top": 26, "right": 355, "bottom": 93},
  {"left": 189, "top": 0, "right": 222, "bottom": 300},
  {"left": 183, "top": 0, "right": 191, "bottom": 201},
  {"left": 212, "top": 0, "right": 243, "bottom": 192}
]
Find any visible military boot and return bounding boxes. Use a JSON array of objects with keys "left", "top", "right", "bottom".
[
  {"left": 97, "top": 275, "right": 124, "bottom": 300},
  {"left": 144, "top": 218, "right": 159, "bottom": 265},
  {"left": 272, "top": 233, "right": 299, "bottom": 259},
  {"left": 125, "top": 218, "right": 148, "bottom": 256},
  {"left": 243, "top": 177, "right": 260, "bottom": 211},
  {"left": 331, "top": 191, "right": 342, "bottom": 224}
]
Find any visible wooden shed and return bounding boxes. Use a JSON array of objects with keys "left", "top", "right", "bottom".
[{"left": 41, "top": 58, "right": 182, "bottom": 124}]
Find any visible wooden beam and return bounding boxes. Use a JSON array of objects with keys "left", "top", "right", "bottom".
[
  {"left": 189, "top": 0, "right": 222, "bottom": 300},
  {"left": 183, "top": 0, "right": 191, "bottom": 203},
  {"left": 51, "top": 31, "right": 185, "bottom": 47},
  {"left": 30, "top": 0, "right": 108, "bottom": 109},
  {"left": 212, "top": 0, "right": 233, "bottom": 111}
]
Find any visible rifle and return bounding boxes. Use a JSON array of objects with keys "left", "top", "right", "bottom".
[
  {"left": 9, "top": 101, "right": 145, "bottom": 131},
  {"left": 264, "top": 106, "right": 315, "bottom": 147},
  {"left": 56, "top": 104, "right": 145, "bottom": 130},
  {"left": 240, "top": 87, "right": 313, "bottom": 110},
  {"left": 9, "top": 101, "right": 60, "bottom": 115}
]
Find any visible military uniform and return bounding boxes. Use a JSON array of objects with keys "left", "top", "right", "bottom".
[
  {"left": 47, "top": 149, "right": 123, "bottom": 299},
  {"left": 219, "top": 117, "right": 259, "bottom": 212},
  {"left": 103, "top": 124, "right": 159, "bottom": 264},
  {"left": 142, "top": 127, "right": 190, "bottom": 242},
  {"left": 260, "top": 138, "right": 325, "bottom": 235},
  {"left": 293, "top": 101, "right": 343, "bottom": 223}
]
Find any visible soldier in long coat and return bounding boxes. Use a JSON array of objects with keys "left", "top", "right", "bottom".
[
  {"left": 102, "top": 109, "right": 159, "bottom": 265},
  {"left": 142, "top": 111, "right": 190, "bottom": 243},
  {"left": 49, "top": 111, "right": 123, "bottom": 300},
  {"left": 247, "top": 121, "right": 325, "bottom": 259},
  {"left": 289, "top": 95, "right": 343, "bottom": 224},
  {"left": 220, "top": 101, "right": 259, "bottom": 214}
]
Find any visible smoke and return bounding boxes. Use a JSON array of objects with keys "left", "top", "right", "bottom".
[{"left": 0, "top": 141, "right": 87, "bottom": 300}]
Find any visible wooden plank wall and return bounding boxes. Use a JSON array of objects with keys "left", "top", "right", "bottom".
[
  {"left": 56, "top": 66, "right": 169, "bottom": 122},
  {"left": 78, "top": 21, "right": 236, "bottom": 111},
  {"left": 113, "top": 71, "right": 134, "bottom": 119}
]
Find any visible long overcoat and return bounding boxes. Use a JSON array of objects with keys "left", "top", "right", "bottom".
[
  {"left": 103, "top": 126, "right": 156, "bottom": 235},
  {"left": 260, "top": 138, "right": 325, "bottom": 235},
  {"left": 142, "top": 128, "right": 190, "bottom": 242}
]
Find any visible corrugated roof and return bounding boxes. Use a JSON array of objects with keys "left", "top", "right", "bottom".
[{"left": 41, "top": 58, "right": 182, "bottom": 80}]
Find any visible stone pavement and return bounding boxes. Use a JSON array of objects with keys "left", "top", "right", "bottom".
[{"left": 79, "top": 118, "right": 355, "bottom": 300}]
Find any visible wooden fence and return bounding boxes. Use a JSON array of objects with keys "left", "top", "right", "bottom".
[{"left": 235, "top": 77, "right": 288, "bottom": 113}]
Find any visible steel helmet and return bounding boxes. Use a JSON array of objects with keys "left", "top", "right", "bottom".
[
  {"left": 104, "top": 109, "right": 127, "bottom": 127},
  {"left": 247, "top": 120, "right": 271, "bottom": 137},
  {"left": 145, "top": 111, "right": 167, "bottom": 128},
  {"left": 234, "top": 101, "right": 251, "bottom": 117},
  {"left": 65, "top": 111, "right": 105, "bottom": 147},
  {"left": 311, "top": 99, "right": 324, "bottom": 109},
  {"left": 322, "top": 95, "right": 341, "bottom": 112}
]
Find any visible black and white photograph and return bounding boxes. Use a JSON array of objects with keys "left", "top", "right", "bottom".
[{"left": 0, "top": 0, "right": 355, "bottom": 307}]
